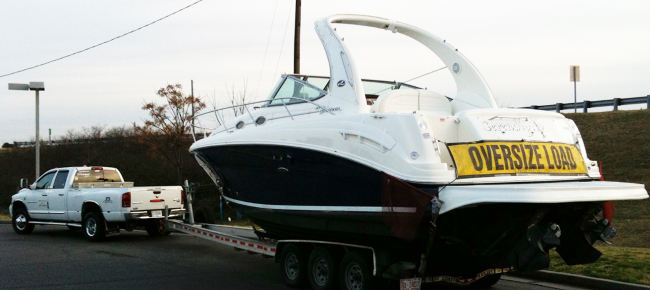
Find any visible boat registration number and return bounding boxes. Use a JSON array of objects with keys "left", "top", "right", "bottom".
[{"left": 447, "top": 141, "right": 588, "bottom": 178}]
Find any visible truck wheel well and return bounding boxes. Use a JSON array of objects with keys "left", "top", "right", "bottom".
[
  {"left": 12, "top": 201, "right": 27, "bottom": 213},
  {"left": 82, "top": 202, "right": 103, "bottom": 219}
]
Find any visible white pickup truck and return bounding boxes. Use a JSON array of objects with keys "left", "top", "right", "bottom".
[{"left": 9, "top": 166, "right": 186, "bottom": 241}]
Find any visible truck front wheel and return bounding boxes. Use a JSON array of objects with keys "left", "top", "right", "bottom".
[
  {"left": 83, "top": 212, "right": 106, "bottom": 242},
  {"left": 12, "top": 209, "right": 35, "bottom": 235}
]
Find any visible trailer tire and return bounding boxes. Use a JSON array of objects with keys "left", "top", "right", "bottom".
[
  {"left": 193, "top": 206, "right": 216, "bottom": 224},
  {"left": 145, "top": 220, "right": 170, "bottom": 236},
  {"left": 83, "top": 212, "right": 106, "bottom": 242},
  {"left": 279, "top": 244, "right": 308, "bottom": 288},
  {"left": 340, "top": 251, "right": 374, "bottom": 290},
  {"left": 469, "top": 274, "right": 502, "bottom": 288},
  {"left": 12, "top": 208, "right": 35, "bottom": 235},
  {"left": 308, "top": 247, "right": 340, "bottom": 290}
]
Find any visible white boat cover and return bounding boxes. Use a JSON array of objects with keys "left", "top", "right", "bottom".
[{"left": 439, "top": 181, "right": 648, "bottom": 214}]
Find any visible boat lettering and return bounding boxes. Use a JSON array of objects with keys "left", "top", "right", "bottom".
[
  {"left": 481, "top": 120, "right": 544, "bottom": 135},
  {"left": 317, "top": 107, "right": 341, "bottom": 114},
  {"left": 449, "top": 142, "right": 587, "bottom": 177}
]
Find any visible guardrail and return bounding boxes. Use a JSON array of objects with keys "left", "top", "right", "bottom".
[{"left": 528, "top": 95, "right": 650, "bottom": 113}]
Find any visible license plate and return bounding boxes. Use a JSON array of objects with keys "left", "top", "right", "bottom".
[
  {"left": 447, "top": 141, "right": 588, "bottom": 178},
  {"left": 152, "top": 210, "right": 162, "bottom": 218},
  {"left": 400, "top": 278, "right": 421, "bottom": 290}
]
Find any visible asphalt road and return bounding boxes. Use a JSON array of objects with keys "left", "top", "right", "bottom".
[{"left": 0, "top": 224, "right": 592, "bottom": 290}]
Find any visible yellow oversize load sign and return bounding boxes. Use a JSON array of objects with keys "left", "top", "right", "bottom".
[{"left": 447, "top": 142, "right": 588, "bottom": 178}]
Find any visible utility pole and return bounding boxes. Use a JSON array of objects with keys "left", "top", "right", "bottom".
[{"left": 293, "top": 0, "right": 301, "bottom": 74}]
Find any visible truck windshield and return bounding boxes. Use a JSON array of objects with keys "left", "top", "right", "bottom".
[{"left": 74, "top": 169, "right": 122, "bottom": 183}]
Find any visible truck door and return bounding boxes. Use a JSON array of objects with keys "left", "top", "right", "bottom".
[
  {"left": 26, "top": 171, "right": 56, "bottom": 220},
  {"left": 47, "top": 170, "right": 70, "bottom": 221}
]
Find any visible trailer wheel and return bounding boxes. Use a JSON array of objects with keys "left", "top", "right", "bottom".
[
  {"left": 469, "top": 274, "right": 502, "bottom": 289},
  {"left": 340, "top": 251, "right": 374, "bottom": 290},
  {"left": 279, "top": 244, "right": 308, "bottom": 288},
  {"left": 145, "top": 220, "right": 170, "bottom": 236},
  {"left": 83, "top": 212, "right": 106, "bottom": 242},
  {"left": 12, "top": 209, "right": 35, "bottom": 235},
  {"left": 308, "top": 247, "right": 340, "bottom": 290}
]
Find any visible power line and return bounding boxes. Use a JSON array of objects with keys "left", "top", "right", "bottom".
[
  {"left": 0, "top": 0, "right": 204, "bottom": 78},
  {"left": 271, "top": 1, "right": 294, "bottom": 90},
  {"left": 254, "top": 0, "right": 280, "bottom": 98}
]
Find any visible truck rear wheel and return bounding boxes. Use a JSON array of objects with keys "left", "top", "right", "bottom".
[
  {"left": 83, "top": 212, "right": 106, "bottom": 242},
  {"left": 279, "top": 243, "right": 308, "bottom": 288},
  {"left": 308, "top": 247, "right": 340, "bottom": 290},
  {"left": 12, "top": 209, "right": 35, "bottom": 235},
  {"left": 340, "top": 251, "right": 374, "bottom": 290}
]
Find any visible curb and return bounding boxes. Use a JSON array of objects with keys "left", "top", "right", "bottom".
[{"left": 506, "top": 270, "right": 650, "bottom": 290}]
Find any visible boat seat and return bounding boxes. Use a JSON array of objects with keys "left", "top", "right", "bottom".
[{"left": 369, "top": 89, "right": 452, "bottom": 115}]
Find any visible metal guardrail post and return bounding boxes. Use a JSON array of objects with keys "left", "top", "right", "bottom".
[
  {"left": 555, "top": 103, "right": 562, "bottom": 113},
  {"left": 583, "top": 101, "right": 590, "bottom": 113},
  {"left": 613, "top": 98, "right": 620, "bottom": 111},
  {"left": 647, "top": 95, "right": 650, "bottom": 109}
]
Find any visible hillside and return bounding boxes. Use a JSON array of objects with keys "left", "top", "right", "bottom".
[{"left": 567, "top": 110, "right": 650, "bottom": 248}]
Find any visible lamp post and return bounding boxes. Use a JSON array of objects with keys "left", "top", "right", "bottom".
[{"left": 8, "top": 82, "right": 45, "bottom": 179}]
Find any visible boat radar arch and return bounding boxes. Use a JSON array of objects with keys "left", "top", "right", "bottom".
[{"left": 315, "top": 14, "right": 498, "bottom": 114}]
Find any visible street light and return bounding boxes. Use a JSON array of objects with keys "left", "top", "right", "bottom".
[{"left": 8, "top": 82, "right": 45, "bottom": 179}]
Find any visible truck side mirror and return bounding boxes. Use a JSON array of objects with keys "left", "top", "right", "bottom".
[{"left": 20, "top": 178, "right": 29, "bottom": 189}]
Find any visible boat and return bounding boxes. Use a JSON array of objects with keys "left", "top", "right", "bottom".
[{"left": 189, "top": 14, "right": 648, "bottom": 278}]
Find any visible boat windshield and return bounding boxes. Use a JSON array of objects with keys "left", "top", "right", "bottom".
[
  {"left": 267, "top": 75, "right": 328, "bottom": 106},
  {"left": 290, "top": 75, "right": 422, "bottom": 105}
]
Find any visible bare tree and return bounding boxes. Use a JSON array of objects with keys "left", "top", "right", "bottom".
[
  {"left": 206, "top": 80, "right": 254, "bottom": 130},
  {"left": 134, "top": 84, "right": 206, "bottom": 184}
]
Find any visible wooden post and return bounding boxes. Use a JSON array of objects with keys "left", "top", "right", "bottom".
[{"left": 293, "top": 0, "right": 301, "bottom": 74}]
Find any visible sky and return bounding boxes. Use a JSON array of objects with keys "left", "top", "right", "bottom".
[{"left": 1, "top": 1, "right": 649, "bottom": 145}]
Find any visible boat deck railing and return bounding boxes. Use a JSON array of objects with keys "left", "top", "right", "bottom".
[{"left": 190, "top": 97, "right": 335, "bottom": 141}]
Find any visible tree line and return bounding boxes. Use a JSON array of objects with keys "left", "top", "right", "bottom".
[{"left": 1, "top": 83, "right": 247, "bottom": 222}]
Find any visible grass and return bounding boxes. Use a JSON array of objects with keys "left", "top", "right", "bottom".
[
  {"left": 0, "top": 214, "right": 10, "bottom": 221},
  {"left": 567, "top": 110, "right": 650, "bottom": 248},
  {"left": 549, "top": 244, "right": 650, "bottom": 286}
]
